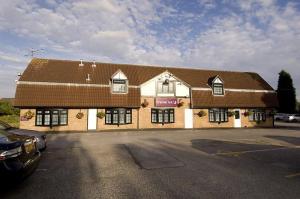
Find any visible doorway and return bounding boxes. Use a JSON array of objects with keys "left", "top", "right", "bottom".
[
  {"left": 88, "top": 109, "right": 97, "bottom": 130},
  {"left": 234, "top": 109, "right": 241, "bottom": 128}
]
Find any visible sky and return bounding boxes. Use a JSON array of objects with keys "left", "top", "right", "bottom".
[{"left": 0, "top": 0, "right": 299, "bottom": 100}]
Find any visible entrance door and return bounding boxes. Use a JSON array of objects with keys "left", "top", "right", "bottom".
[
  {"left": 184, "top": 109, "right": 193, "bottom": 129},
  {"left": 234, "top": 109, "right": 241, "bottom": 128},
  {"left": 88, "top": 109, "right": 97, "bottom": 130}
]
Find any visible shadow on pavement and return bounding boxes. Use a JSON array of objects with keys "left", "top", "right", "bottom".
[
  {"left": 265, "top": 135, "right": 300, "bottom": 146},
  {"left": 0, "top": 134, "right": 100, "bottom": 199},
  {"left": 191, "top": 139, "right": 282, "bottom": 154}
]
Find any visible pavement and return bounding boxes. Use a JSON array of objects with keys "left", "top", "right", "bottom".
[{"left": 1, "top": 127, "right": 300, "bottom": 199}]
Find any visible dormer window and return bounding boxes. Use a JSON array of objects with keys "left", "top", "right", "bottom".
[
  {"left": 112, "top": 79, "right": 127, "bottom": 93},
  {"left": 211, "top": 76, "right": 224, "bottom": 96},
  {"left": 213, "top": 83, "right": 224, "bottom": 95},
  {"left": 111, "top": 70, "right": 128, "bottom": 94}
]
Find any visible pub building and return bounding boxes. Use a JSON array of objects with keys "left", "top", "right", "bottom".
[{"left": 14, "top": 58, "right": 278, "bottom": 132}]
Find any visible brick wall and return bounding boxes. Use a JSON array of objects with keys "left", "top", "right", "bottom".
[
  {"left": 19, "top": 109, "right": 87, "bottom": 132},
  {"left": 139, "top": 97, "right": 190, "bottom": 129},
  {"left": 19, "top": 106, "right": 274, "bottom": 131},
  {"left": 96, "top": 108, "right": 138, "bottom": 130}
]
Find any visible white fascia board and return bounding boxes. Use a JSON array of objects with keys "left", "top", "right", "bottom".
[
  {"left": 17, "top": 81, "right": 139, "bottom": 88},
  {"left": 192, "top": 87, "right": 276, "bottom": 93}
]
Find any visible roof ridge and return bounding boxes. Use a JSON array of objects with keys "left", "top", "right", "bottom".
[{"left": 31, "top": 57, "right": 256, "bottom": 74}]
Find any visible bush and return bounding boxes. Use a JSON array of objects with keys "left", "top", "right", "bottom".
[{"left": 0, "top": 101, "right": 19, "bottom": 116}]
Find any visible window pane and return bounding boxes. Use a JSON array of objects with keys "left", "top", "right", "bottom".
[
  {"left": 158, "top": 110, "right": 163, "bottom": 123},
  {"left": 44, "top": 114, "right": 50, "bottom": 125},
  {"left": 113, "top": 113, "right": 118, "bottom": 124},
  {"left": 119, "top": 109, "right": 125, "bottom": 124},
  {"left": 52, "top": 111, "right": 59, "bottom": 126},
  {"left": 169, "top": 110, "right": 174, "bottom": 122},
  {"left": 125, "top": 109, "right": 131, "bottom": 124},
  {"left": 151, "top": 110, "right": 157, "bottom": 123},
  {"left": 59, "top": 110, "right": 68, "bottom": 125},
  {"left": 213, "top": 84, "right": 223, "bottom": 95},
  {"left": 209, "top": 110, "right": 214, "bottom": 122},
  {"left": 105, "top": 114, "right": 111, "bottom": 124},
  {"left": 113, "top": 82, "right": 127, "bottom": 93},
  {"left": 36, "top": 113, "right": 43, "bottom": 126},
  {"left": 164, "top": 110, "right": 169, "bottom": 123}
]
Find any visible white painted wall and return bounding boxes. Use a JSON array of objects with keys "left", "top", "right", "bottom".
[
  {"left": 112, "top": 71, "right": 127, "bottom": 79},
  {"left": 140, "top": 72, "right": 190, "bottom": 97},
  {"left": 176, "top": 82, "right": 190, "bottom": 97}
]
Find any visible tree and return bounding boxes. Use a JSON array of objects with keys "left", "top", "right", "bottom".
[{"left": 277, "top": 70, "right": 296, "bottom": 113}]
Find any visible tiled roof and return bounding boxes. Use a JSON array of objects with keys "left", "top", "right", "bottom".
[
  {"left": 14, "top": 84, "right": 140, "bottom": 108},
  {"left": 19, "top": 58, "right": 274, "bottom": 90},
  {"left": 14, "top": 58, "right": 277, "bottom": 108},
  {"left": 192, "top": 91, "right": 278, "bottom": 108}
]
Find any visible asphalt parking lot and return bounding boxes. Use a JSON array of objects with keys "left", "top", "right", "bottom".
[{"left": 1, "top": 127, "right": 300, "bottom": 199}]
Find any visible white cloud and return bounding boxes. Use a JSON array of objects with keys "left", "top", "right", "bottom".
[{"left": 0, "top": 0, "right": 299, "bottom": 100}]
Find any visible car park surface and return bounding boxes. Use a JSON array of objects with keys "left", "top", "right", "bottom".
[{"left": 1, "top": 127, "right": 300, "bottom": 199}]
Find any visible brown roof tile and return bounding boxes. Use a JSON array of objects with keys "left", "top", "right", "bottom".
[
  {"left": 20, "top": 58, "right": 274, "bottom": 90},
  {"left": 192, "top": 91, "right": 278, "bottom": 108},
  {"left": 14, "top": 84, "right": 140, "bottom": 108}
]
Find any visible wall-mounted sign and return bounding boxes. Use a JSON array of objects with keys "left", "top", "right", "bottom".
[
  {"left": 112, "top": 79, "right": 126, "bottom": 84},
  {"left": 155, "top": 98, "right": 177, "bottom": 107}
]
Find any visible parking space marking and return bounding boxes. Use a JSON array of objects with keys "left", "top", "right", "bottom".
[
  {"left": 214, "top": 146, "right": 291, "bottom": 156},
  {"left": 285, "top": 173, "right": 300, "bottom": 178}
]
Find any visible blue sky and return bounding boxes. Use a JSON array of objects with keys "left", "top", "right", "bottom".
[{"left": 0, "top": 0, "right": 300, "bottom": 100}]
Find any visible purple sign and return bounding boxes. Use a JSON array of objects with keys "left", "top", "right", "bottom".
[{"left": 155, "top": 98, "right": 177, "bottom": 107}]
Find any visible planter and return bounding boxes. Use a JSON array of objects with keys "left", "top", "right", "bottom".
[
  {"left": 141, "top": 99, "right": 149, "bottom": 108},
  {"left": 97, "top": 112, "right": 105, "bottom": 119},
  {"left": 76, "top": 112, "right": 84, "bottom": 119},
  {"left": 228, "top": 111, "right": 235, "bottom": 117},
  {"left": 23, "top": 110, "right": 34, "bottom": 120},
  {"left": 197, "top": 110, "right": 207, "bottom": 117},
  {"left": 177, "top": 99, "right": 184, "bottom": 107}
]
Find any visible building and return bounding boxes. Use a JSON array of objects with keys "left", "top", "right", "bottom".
[{"left": 14, "top": 58, "right": 278, "bottom": 131}]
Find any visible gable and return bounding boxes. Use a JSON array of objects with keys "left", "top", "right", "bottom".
[{"left": 112, "top": 70, "right": 127, "bottom": 80}]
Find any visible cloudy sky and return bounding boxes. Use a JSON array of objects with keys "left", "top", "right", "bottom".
[{"left": 0, "top": 0, "right": 299, "bottom": 99}]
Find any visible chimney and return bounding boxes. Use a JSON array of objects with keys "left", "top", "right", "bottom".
[
  {"left": 79, "top": 59, "right": 84, "bottom": 67},
  {"left": 86, "top": 74, "right": 91, "bottom": 82},
  {"left": 92, "top": 60, "right": 96, "bottom": 68}
]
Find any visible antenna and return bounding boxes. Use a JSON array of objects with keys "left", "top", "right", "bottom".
[{"left": 24, "top": 48, "right": 44, "bottom": 57}]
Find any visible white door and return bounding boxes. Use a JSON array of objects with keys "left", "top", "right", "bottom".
[
  {"left": 184, "top": 109, "right": 193, "bottom": 129},
  {"left": 234, "top": 109, "right": 241, "bottom": 128},
  {"left": 88, "top": 109, "right": 97, "bottom": 130}
]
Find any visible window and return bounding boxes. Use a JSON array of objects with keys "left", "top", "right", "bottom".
[
  {"left": 209, "top": 108, "right": 228, "bottom": 122},
  {"left": 249, "top": 109, "right": 266, "bottom": 121},
  {"left": 213, "top": 83, "right": 224, "bottom": 95},
  {"left": 157, "top": 81, "right": 174, "bottom": 94},
  {"left": 35, "top": 109, "right": 68, "bottom": 126},
  {"left": 112, "top": 79, "right": 127, "bottom": 93},
  {"left": 105, "top": 108, "right": 132, "bottom": 125},
  {"left": 151, "top": 109, "right": 174, "bottom": 124}
]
